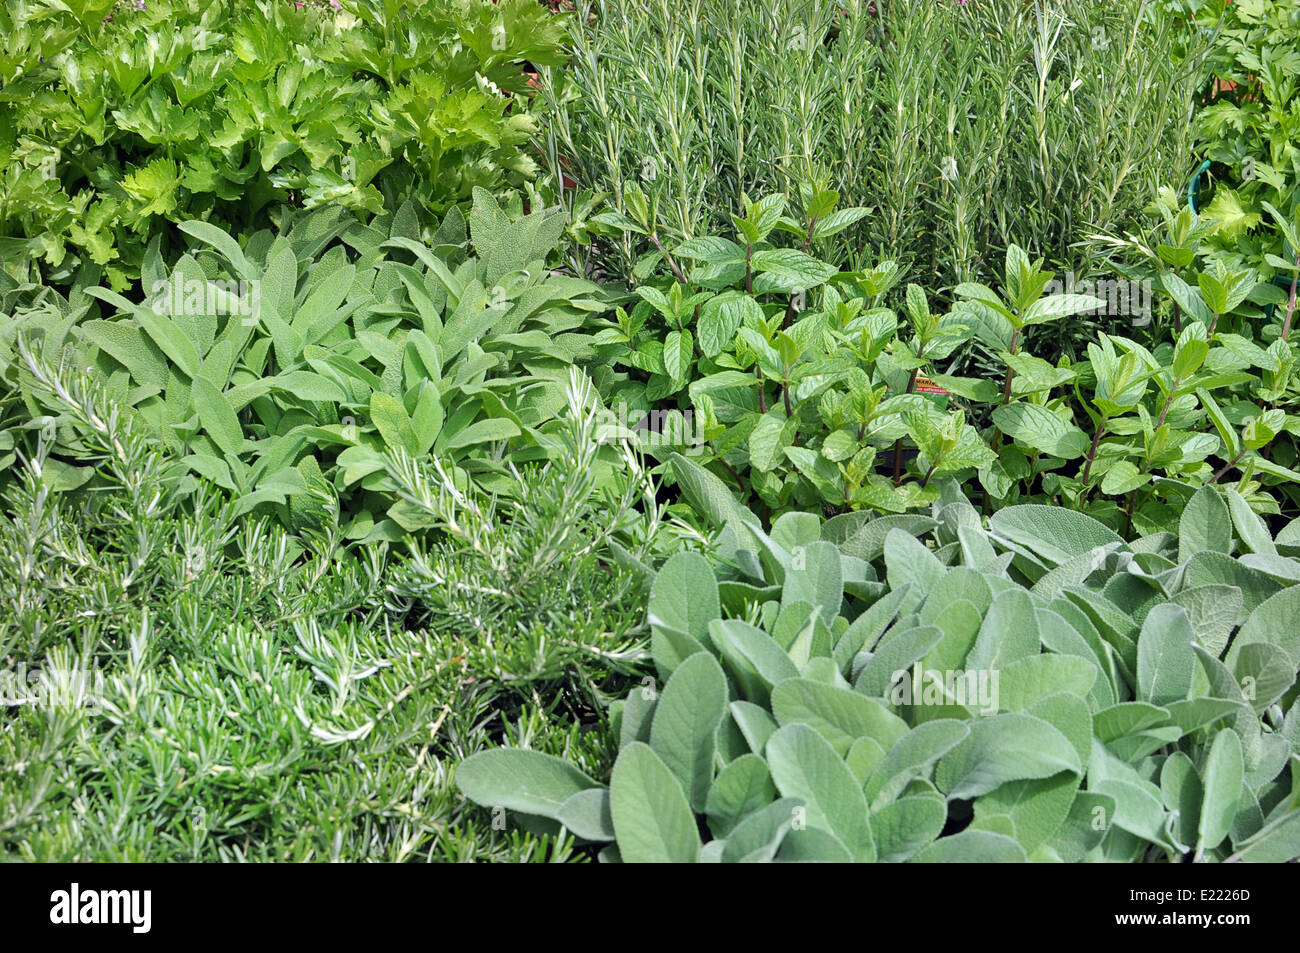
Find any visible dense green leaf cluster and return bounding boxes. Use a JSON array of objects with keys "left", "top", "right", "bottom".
[
  {"left": 0, "top": 0, "right": 566, "bottom": 290},
  {"left": 1094, "top": 0, "right": 1300, "bottom": 498},
  {"left": 1157, "top": 0, "right": 1300, "bottom": 299},
  {"left": 458, "top": 460, "right": 1300, "bottom": 862},
  {"left": 593, "top": 196, "right": 1300, "bottom": 529},
  {"left": 0, "top": 371, "right": 650, "bottom": 861},
  {"left": 2, "top": 190, "right": 621, "bottom": 533},
  {"left": 2, "top": 0, "right": 1298, "bottom": 866}
]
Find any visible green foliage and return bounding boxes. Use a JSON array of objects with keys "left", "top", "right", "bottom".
[
  {"left": 957, "top": 244, "right": 1300, "bottom": 528},
  {"left": 4, "top": 191, "right": 622, "bottom": 535},
  {"left": 1159, "top": 0, "right": 1300, "bottom": 298},
  {"left": 592, "top": 206, "right": 1300, "bottom": 529},
  {"left": 0, "top": 371, "right": 652, "bottom": 861},
  {"left": 538, "top": 0, "right": 1206, "bottom": 290},
  {"left": 6, "top": 0, "right": 1297, "bottom": 869},
  {"left": 1094, "top": 1, "right": 1300, "bottom": 509},
  {"left": 0, "top": 0, "right": 567, "bottom": 290},
  {"left": 458, "top": 483, "right": 1300, "bottom": 862},
  {"left": 1088, "top": 190, "right": 1300, "bottom": 516},
  {"left": 591, "top": 184, "right": 995, "bottom": 517}
]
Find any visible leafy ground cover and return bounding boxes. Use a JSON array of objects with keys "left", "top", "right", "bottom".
[
  {"left": 596, "top": 192, "right": 1300, "bottom": 530},
  {"left": 1, "top": 367, "right": 652, "bottom": 860},
  {"left": 460, "top": 461, "right": 1300, "bottom": 862},
  {"left": 3, "top": 189, "right": 617, "bottom": 534},
  {"left": 0, "top": 0, "right": 565, "bottom": 290}
]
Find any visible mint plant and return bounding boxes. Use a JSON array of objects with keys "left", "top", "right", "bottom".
[
  {"left": 592, "top": 183, "right": 1001, "bottom": 517},
  {"left": 1160, "top": 0, "right": 1300, "bottom": 295},
  {"left": 591, "top": 198, "right": 1300, "bottom": 530},
  {"left": 1089, "top": 187, "right": 1300, "bottom": 518}
]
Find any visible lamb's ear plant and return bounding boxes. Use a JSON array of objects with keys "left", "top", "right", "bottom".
[{"left": 457, "top": 464, "right": 1300, "bottom": 862}]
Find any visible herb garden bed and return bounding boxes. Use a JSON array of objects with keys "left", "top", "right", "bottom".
[{"left": 1, "top": 0, "right": 1298, "bottom": 865}]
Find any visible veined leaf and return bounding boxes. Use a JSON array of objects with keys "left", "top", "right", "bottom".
[
  {"left": 649, "top": 653, "right": 728, "bottom": 813},
  {"left": 456, "top": 749, "right": 602, "bottom": 819},
  {"left": 190, "top": 377, "right": 244, "bottom": 456},
  {"left": 610, "top": 743, "right": 700, "bottom": 863}
]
